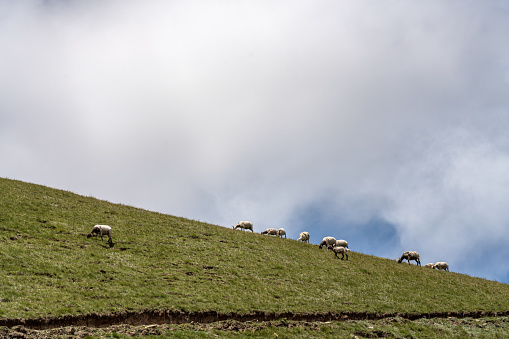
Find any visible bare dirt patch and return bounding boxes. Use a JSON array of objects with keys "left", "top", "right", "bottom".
[
  {"left": 1, "top": 310, "right": 508, "bottom": 331},
  {"left": 0, "top": 316, "right": 509, "bottom": 339}
]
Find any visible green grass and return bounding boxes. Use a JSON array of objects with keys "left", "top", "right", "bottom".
[{"left": 1, "top": 177, "right": 509, "bottom": 321}]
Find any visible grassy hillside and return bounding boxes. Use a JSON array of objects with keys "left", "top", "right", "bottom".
[{"left": 1, "top": 177, "right": 509, "bottom": 321}]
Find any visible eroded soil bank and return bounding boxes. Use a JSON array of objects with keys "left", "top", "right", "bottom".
[
  {"left": 3, "top": 315, "right": 509, "bottom": 339},
  {"left": 1, "top": 309, "right": 508, "bottom": 330}
]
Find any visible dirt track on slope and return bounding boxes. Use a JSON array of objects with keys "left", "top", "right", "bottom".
[{"left": 1, "top": 309, "right": 508, "bottom": 330}]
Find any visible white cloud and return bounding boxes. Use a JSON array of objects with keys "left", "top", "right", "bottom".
[{"left": 1, "top": 0, "right": 509, "bottom": 282}]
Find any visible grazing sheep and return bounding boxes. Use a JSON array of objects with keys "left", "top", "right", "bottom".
[
  {"left": 277, "top": 228, "right": 286, "bottom": 238},
  {"left": 328, "top": 245, "right": 349, "bottom": 260},
  {"left": 261, "top": 228, "right": 278, "bottom": 236},
  {"left": 334, "top": 239, "right": 348, "bottom": 248},
  {"left": 424, "top": 263, "right": 435, "bottom": 268},
  {"left": 87, "top": 225, "right": 112, "bottom": 244},
  {"left": 433, "top": 262, "right": 449, "bottom": 271},
  {"left": 233, "top": 221, "right": 254, "bottom": 232},
  {"left": 297, "top": 232, "right": 310, "bottom": 243},
  {"left": 398, "top": 251, "right": 421, "bottom": 266},
  {"left": 318, "top": 236, "right": 336, "bottom": 249}
]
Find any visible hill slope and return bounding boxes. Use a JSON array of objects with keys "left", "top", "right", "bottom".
[{"left": 1, "top": 177, "right": 508, "bottom": 321}]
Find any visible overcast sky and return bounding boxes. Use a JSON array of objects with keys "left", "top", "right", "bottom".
[{"left": 2, "top": 0, "right": 509, "bottom": 283}]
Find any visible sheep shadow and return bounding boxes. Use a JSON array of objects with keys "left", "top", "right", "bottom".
[{"left": 84, "top": 233, "right": 114, "bottom": 248}]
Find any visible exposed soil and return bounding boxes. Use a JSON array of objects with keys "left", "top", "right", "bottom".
[
  {"left": 1, "top": 309, "right": 508, "bottom": 338},
  {"left": 2, "top": 320, "right": 319, "bottom": 338},
  {"left": 2, "top": 314, "right": 509, "bottom": 339}
]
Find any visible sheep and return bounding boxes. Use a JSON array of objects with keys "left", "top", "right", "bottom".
[
  {"left": 328, "top": 245, "right": 349, "bottom": 260},
  {"left": 297, "top": 232, "right": 310, "bottom": 243},
  {"left": 424, "top": 263, "right": 435, "bottom": 268},
  {"left": 261, "top": 228, "right": 278, "bottom": 236},
  {"left": 397, "top": 251, "right": 421, "bottom": 266},
  {"left": 87, "top": 225, "right": 112, "bottom": 245},
  {"left": 277, "top": 228, "right": 286, "bottom": 238},
  {"left": 433, "top": 262, "right": 449, "bottom": 271},
  {"left": 334, "top": 239, "right": 348, "bottom": 248},
  {"left": 318, "top": 236, "right": 336, "bottom": 249},
  {"left": 233, "top": 221, "right": 254, "bottom": 232}
]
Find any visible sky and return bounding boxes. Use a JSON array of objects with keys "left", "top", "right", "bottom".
[{"left": 1, "top": 0, "right": 509, "bottom": 283}]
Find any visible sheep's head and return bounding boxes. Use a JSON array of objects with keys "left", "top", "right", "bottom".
[{"left": 87, "top": 233, "right": 92, "bottom": 238}]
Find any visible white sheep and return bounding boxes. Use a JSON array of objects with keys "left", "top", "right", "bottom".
[
  {"left": 277, "top": 228, "right": 286, "bottom": 238},
  {"left": 87, "top": 225, "right": 112, "bottom": 244},
  {"left": 233, "top": 221, "right": 254, "bottom": 232},
  {"left": 424, "top": 263, "right": 435, "bottom": 268},
  {"left": 334, "top": 239, "right": 348, "bottom": 248},
  {"left": 328, "top": 245, "right": 349, "bottom": 260},
  {"left": 397, "top": 251, "right": 421, "bottom": 266},
  {"left": 261, "top": 228, "right": 278, "bottom": 236},
  {"left": 318, "top": 236, "right": 336, "bottom": 249},
  {"left": 297, "top": 232, "right": 310, "bottom": 243},
  {"left": 433, "top": 262, "right": 449, "bottom": 271}
]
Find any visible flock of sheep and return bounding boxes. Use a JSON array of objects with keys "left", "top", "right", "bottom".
[
  {"left": 233, "top": 221, "right": 351, "bottom": 261},
  {"left": 398, "top": 251, "right": 449, "bottom": 271},
  {"left": 86, "top": 221, "right": 449, "bottom": 271},
  {"left": 232, "top": 221, "right": 449, "bottom": 271}
]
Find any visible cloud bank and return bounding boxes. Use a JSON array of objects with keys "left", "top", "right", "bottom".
[{"left": 1, "top": 0, "right": 509, "bottom": 282}]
